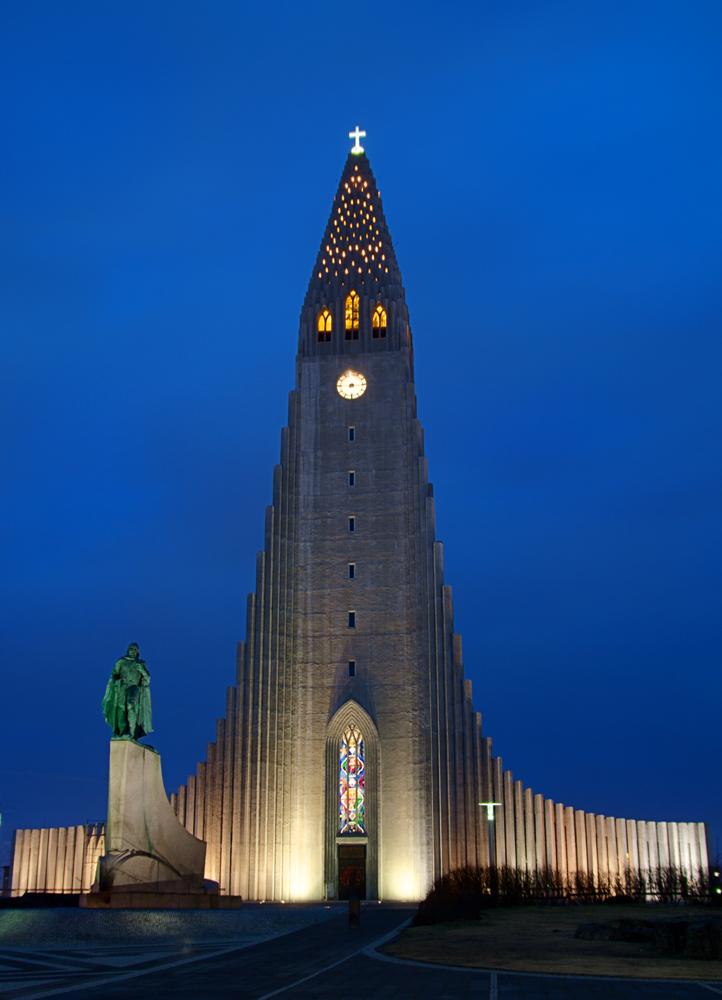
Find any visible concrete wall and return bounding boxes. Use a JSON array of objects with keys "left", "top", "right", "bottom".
[
  {"left": 166, "top": 330, "right": 489, "bottom": 900},
  {"left": 10, "top": 824, "right": 105, "bottom": 895},
  {"left": 479, "top": 748, "right": 711, "bottom": 888}
]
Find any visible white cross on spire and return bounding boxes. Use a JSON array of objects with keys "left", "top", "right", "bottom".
[{"left": 349, "top": 126, "right": 366, "bottom": 154}]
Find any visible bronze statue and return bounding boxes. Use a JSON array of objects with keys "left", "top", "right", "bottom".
[{"left": 102, "top": 643, "right": 153, "bottom": 740}]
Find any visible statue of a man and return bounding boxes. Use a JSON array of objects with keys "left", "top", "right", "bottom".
[{"left": 102, "top": 643, "right": 153, "bottom": 740}]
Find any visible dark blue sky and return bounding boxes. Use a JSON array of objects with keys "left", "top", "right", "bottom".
[{"left": 1, "top": 0, "right": 720, "bottom": 867}]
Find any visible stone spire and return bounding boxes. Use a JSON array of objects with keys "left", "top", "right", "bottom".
[{"left": 300, "top": 152, "right": 410, "bottom": 355}]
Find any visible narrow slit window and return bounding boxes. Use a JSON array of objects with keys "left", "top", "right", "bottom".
[
  {"left": 372, "top": 304, "right": 387, "bottom": 339},
  {"left": 348, "top": 471, "right": 355, "bottom": 486},
  {"left": 317, "top": 307, "right": 332, "bottom": 343},
  {"left": 348, "top": 563, "right": 356, "bottom": 579},
  {"left": 348, "top": 427, "right": 355, "bottom": 442},
  {"left": 348, "top": 611, "right": 356, "bottom": 628},
  {"left": 348, "top": 660, "right": 356, "bottom": 677},
  {"left": 348, "top": 517, "right": 355, "bottom": 532}
]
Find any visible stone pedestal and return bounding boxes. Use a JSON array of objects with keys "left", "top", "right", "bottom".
[{"left": 96, "top": 739, "right": 208, "bottom": 894}]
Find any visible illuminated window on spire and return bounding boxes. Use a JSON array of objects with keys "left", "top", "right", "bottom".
[
  {"left": 372, "top": 304, "right": 387, "bottom": 339},
  {"left": 345, "top": 292, "right": 359, "bottom": 341},
  {"left": 339, "top": 727, "right": 365, "bottom": 833},
  {"left": 317, "top": 308, "right": 332, "bottom": 343}
]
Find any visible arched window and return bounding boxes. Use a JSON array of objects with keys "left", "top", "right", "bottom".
[
  {"left": 339, "top": 726, "right": 365, "bottom": 833},
  {"left": 317, "top": 307, "right": 332, "bottom": 343},
  {"left": 372, "top": 304, "right": 387, "bottom": 339},
  {"left": 345, "top": 292, "right": 359, "bottom": 341}
]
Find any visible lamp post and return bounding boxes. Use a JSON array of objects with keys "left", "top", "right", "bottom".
[{"left": 479, "top": 801, "right": 501, "bottom": 868}]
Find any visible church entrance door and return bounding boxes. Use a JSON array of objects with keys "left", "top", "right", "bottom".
[{"left": 337, "top": 843, "right": 366, "bottom": 900}]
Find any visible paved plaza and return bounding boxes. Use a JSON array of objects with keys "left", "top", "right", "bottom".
[{"left": 0, "top": 905, "right": 721, "bottom": 1000}]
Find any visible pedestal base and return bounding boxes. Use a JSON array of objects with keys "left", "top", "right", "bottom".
[{"left": 96, "top": 739, "right": 207, "bottom": 895}]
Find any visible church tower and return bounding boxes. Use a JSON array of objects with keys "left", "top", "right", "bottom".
[
  {"left": 212, "top": 139, "right": 487, "bottom": 900},
  {"left": 10, "top": 136, "right": 710, "bottom": 903},
  {"left": 10, "top": 137, "right": 711, "bottom": 904}
]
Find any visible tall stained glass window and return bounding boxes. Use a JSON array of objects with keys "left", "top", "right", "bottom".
[{"left": 339, "top": 726, "right": 365, "bottom": 833}]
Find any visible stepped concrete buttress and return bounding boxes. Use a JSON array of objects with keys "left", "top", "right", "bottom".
[{"left": 96, "top": 739, "right": 207, "bottom": 892}]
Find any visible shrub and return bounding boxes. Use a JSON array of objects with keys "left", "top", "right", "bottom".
[{"left": 411, "top": 863, "right": 717, "bottom": 925}]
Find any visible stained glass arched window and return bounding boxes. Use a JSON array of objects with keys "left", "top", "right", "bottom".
[
  {"left": 339, "top": 726, "right": 365, "bottom": 833},
  {"left": 317, "top": 307, "right": 332, "bottom": 343},
  {"left": 372, "top": 304, "right": 387, "bottom": 339},
  {"left": 345, "top": 292, "right": 359, "bottom": 341}
]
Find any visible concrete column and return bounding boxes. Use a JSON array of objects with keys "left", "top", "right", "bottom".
[
  {"left": 28, "top": 829, "right": 40, "bottom": 892},
  {"left": 46, "top": 830, "right": 59, "bottom": 893},
  {"left": 647, "top": 821, "right": 659, "bottom": 874},
  {"left": 10, "top": 831, "right": 25, "bottom": 896},
  {"left": 178, "top": 786, "right": 187, "bottom": 828},
  {"left": 554, "top": 803, "right": 566, "bottom": 882},
  {"left": 186, "top": 775, "right": 196, "bottom": 835},
  {"left": 596, "top": 816, "right": 607, "bottom": 882},
  {"left": 55, "top": 828, "right": 67, "bottom": 893},
  {"left": 564, "top": 807, "right": 576, "bottom": 880},
  {"left": 72, "top": 826, "right": 85, "bottom": 891},
  {"left": 574, "top": 812, "right": 587, "bottom": 876},
  {"left": 474, "top": 717, "right": 489, "bottom": 868},
  {"left": 460, "top": 686, "right": 477, "bottom": 870},
  {"left": 492, "top": 757, "right": 505, "bottom": 867},
  {"left": 637, "top": 820, "right": 650, "bottom": 878},
  {"left": 615, "top": 818, "right": 628, "bottom": 889},
  {"left": 667, "top": 822, "right": 680, "bottom": 871},
  {"left": 482, "top": 737, "right": 493, "bottom": 805},
  {"left": 585, "top": 814, "right": 598, "bottom": 886},
  {"left": 697, "top": 823, "right": 710, "bottom": 873},
  {"left": 544, "top": 800, "right": 556, "bottom": 873},
  {"left": 22, "top": 830, "right": 35, "bottom": 895},
  {"left": 626, "top": 819, "right": 639, "bottom": 878},
  {"left": 213, "top": 718, "right": 225, "bottom": 889},
  {"left": 170, "top": 793, "right": 178, "bottom": 815},
  {"left": 503, "top": 771, "right": 516, "bottom": 868},
  {"left": 204, "top": 743, "right": 216, "bottom": 880},
  {"left": 687, "top": 823, "right": 698, "bottom": 880},
  {"left": 657, "top": 822, "right": 670, "bottom": 870},
  {"left": 232, "top": 639, "right": 246, "bottom": 898},
  {"left": 688, "top": 823, "right": 701, "bottom": 880},
  {"left": 37, "top": 829, "right": 49, "bottom": 891},
  {"left": 221, "top": 689, "right": 236, "bottom": 894},
  {"left": 678, "top": 823, "right": 690, "bottom": 878},
  {"left": 62, "top": 827, "right": 75, "bottom": 892},
  {"left": 480, "top": 734, "right": 491, "bottom": 806},
  {"left": 20, "top": 830, "right": 32, "bottom": 895},
  {"left": 533, "top": 793, "right": 546, "bottom": 873},
  {"left": 195, "top": 762, "right": 206, "bottom": 840},
  {"left": 523, "top": 788, "right": 535, "bottom": 872},
  {"left": 514, "top": 780, "right": 525, "bottom": 870},
  {"left": 605, "top": 817, "right": 618, "bottom": 883}
]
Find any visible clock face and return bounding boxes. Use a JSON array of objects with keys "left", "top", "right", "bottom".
[{"left": 336, "top": 371, "right": 367, "bottom": 400}]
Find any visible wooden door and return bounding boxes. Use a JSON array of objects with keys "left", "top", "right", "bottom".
[{"left": 338, "top": 843, "right": 366, "bottom": 900}]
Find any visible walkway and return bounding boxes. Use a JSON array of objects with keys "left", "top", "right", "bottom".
[{"left": 0, "top": 905, "right": 720, "bottom": 1000}]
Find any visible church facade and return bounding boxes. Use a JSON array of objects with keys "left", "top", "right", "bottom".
[
  {"left": 164, "top": 141, "right": 710, "bottom": 901},
  {"left": 10, "top": 139, "right": 711, "bottom": 902},
  {"left": 193, "top": 144, "right": 486, "bottom": 902}
]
